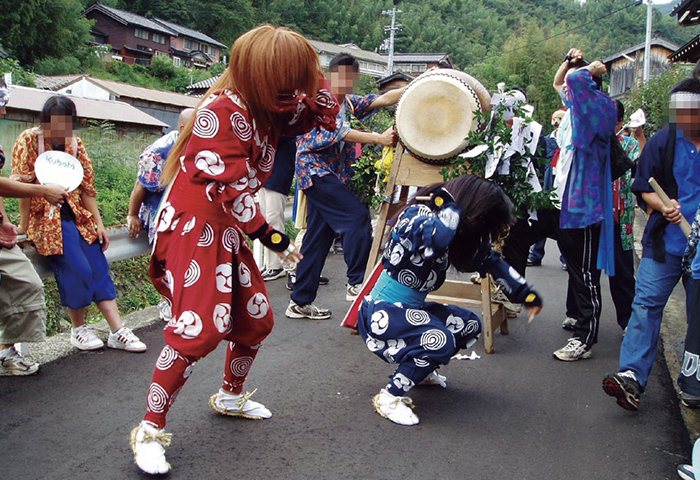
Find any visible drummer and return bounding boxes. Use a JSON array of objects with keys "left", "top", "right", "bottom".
[
  {"left": 12, "top": 95, "right": 146, "bottom": 353},
  {"left": 286, "top": 53, "right": 407, "bottom": 320}
]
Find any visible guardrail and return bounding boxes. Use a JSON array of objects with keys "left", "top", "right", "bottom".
[
  {"left": 18, "top": 199, "right": 294, "bottom": 278},
  {"left": 18, "top": 225, "right": 151, "bottom": 278}
]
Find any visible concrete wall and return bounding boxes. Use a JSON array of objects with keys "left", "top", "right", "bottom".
[{"left": 58, "top": 79, "right": 111, "bottom": 101}]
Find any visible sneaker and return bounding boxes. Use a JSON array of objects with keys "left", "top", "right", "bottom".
[
  {"left": 0, "top": 346, "right": 39, "bottom": 376},
  {"left": 602, "top": 370, "right": 642, "bottom": 411},
  {"left": 70, "top": 325, "right": 104, "bottom": 351},
  {"left": 526, "top": 258, "right": 542, "bottom": 267},
  {"left": 677, "top": 464, "right": 695, "bottom": 480},
  {"left": 681, "top": 391, "right": 700, "bottom": 409},
  {"left": 561, "top": 262, "right": 568, "bottom": 271},
  {"left": 261, "top": 268, "right": 286, "bottom": 281},
  {"left": 285, "top": 271, "right": 329, "bottom": 291},
  {"left": 209, "top": 388, "right": 272, "bottom": 419},
  {"left": 285, "top": 300, "right": 331, "bottom": 320},
  {"left": 346, "top": 283, "right": 361, "bottom": 301},
  {"left": 130, "top": 421, "right": 171, "bottom": 475},
  {"left": 108, "top": 327, "right": 147, "bottom": 352},
  {"left": 420, "top": 370, "right": 447, "bottom": 388},
  {"left": 552, "top": 338, "right": 592, "bottom": 361},
  {"left": 562, "top": 317, "right": 578, "bottom": 330},
  {"left": 372, "top": 388, "right": 419, "bottom": 426},
  {"left": 157, "top": 298, "right": 171, "bottom": 322}
]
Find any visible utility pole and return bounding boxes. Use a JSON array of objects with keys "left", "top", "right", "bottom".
[
  {"left": 643, "top": 0, "right": 653, "bottom": 82},
  {"left": 382, "top": 7, "right": 402, "bottom": 75}
]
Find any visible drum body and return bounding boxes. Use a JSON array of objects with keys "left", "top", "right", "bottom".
[{"left": 395, "top": 69, "right": 491, "bottom": 165}]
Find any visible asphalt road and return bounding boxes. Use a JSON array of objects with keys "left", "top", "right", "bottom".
[{"left": 0, "top": 241, "right": 691, "bottom": 480}]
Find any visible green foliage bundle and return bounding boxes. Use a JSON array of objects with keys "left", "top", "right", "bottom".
[
  {"left": 0, "top": 58, "right": 36, "bottom": 87},
  {"left": 440, "top": 104, "right": 558, "bottom": 218},
  {"left": 623, "top": 66, "right": 692, "bottom": 138}
]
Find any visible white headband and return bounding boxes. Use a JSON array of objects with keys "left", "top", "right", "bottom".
[{"left": 670, "top": 92, "right": 700, "bottom": 110}]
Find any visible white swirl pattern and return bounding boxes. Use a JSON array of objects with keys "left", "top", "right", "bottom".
[
  {"left": 229, "top": 357, "right": 253, "bottom": 377},
  {"left": 193, "top": 109, "right": 219, "bottom": 138},
  {"left": 147, "top": 383, "right": 169, "bottom": 413},
  {"left": 406, "top": 309, "right": 431, "bottom": 325},
  {"left": 155, "top": 345, "right": 178, "bottom": 371},
  {"left": 420, "top": 329, "right": 448, "bottom": 351},
  {"left": 183, "top": 259, "right": 201, "bottom": 287},
  {"left": 230, "top": 112, "right": 253, "bottom": 141},
  {"left": 198, "top": 223, "right": 215, "bottom": 247}
]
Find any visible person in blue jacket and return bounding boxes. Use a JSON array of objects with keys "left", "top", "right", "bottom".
[{"left": 357, "top": 174, "right": 543, "bottom": 426}]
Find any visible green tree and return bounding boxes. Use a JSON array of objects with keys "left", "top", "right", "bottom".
[{"left": 0, "top": 0, "right": 94, "bottom": 66}]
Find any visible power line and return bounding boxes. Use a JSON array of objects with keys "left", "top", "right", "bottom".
[{"left": 488, "top": 1, "right": 642, "bottom": 60}]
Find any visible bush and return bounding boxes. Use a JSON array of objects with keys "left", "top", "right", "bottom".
[{"left": 33, "top": 56, "right": 81, "bottom": 76}]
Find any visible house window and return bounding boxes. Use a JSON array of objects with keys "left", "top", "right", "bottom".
[
  {"left": 173, "top": 57, "right": 182, "bottom": 67},
  {"left": 184, "top": 38, "right": 196, "bottom": 51},
  {"left": 152, "top": 33, "right": 166, "bottom": 44},
  {"left": 154, "top": 51, "right": 168, "bottom": 57},
  {"left": 411, "top": 63, "right": 427, "bottom": 73},
  {"left": 135, "top": 28, "right": 149, "bottom": 40}
]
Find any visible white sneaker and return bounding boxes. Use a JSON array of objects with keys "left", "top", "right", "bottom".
[
  {"left": 0, "top": 346, "right": 39, "bottom": 376},
  {"left": 130, "top": 421, "right": 171, "bottom": 475},
  {"left": 420, "top": 370, "right": 447, "bottom": 388},
  {"left": 107, "top": 327, "right": 147, "bottom": 352},
  {"left": 346, "top": 284, "right": 361, "bottom": 301},
  {"left": 372, "top": 388, "right": 419, "bottom": 426},
  {"left": 70, "top": 325, "right": 104, "bottom": 351},
  {"left": 553, "top": 338, "right": 592, "bottom": 361},
  {"left": 209, "top": 388, "right": 272, "bottom": 419}
]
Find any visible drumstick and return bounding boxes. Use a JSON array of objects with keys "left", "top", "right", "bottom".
[{"left": 649, "top": 177, "right": 691, "bottom": 238}]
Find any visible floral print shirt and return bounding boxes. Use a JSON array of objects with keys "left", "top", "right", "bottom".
[
  {"left": 138, "top": 130, "right": 177, "bottom": 242},
  {"left": 295, "top": 93, "right": 378, "bottom": 190},
  {"left": 614, "top": 135, "right": 640, "bottom": 251},
  {"left": 12, "top": 127, "right": 98, "bottom": 256}
]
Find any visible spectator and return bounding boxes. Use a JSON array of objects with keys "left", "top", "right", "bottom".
[
  {"left": 127, "top": 108, "right": 195, "bottom": 243},
  {"left": 258, "top": 136, "right": 296, "bottom": 280},
  {"left": 527, "top": 109, "right": 567, "bottom": 269},
  {"left": 286, "top": 53, "right": 405, "bottom": 320},
  {"left": 0, "top": 83, "right": 68, "bottom": 376},
  {"left": 12, "top": 95, "right": 146, "bottom": 353},
  {"left": 129, "top": 25, "right": 339, "bottom": 475},
  {"left": 550, "top": 49, "right": 617, "bottom": 361},
  {"left": 603, "top": 78, "right": 700, "bottom": 411}
]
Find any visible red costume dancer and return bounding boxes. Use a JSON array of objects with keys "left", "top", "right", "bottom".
[{"left": 130, "top": 25, "right": 338, "bottom": 475}]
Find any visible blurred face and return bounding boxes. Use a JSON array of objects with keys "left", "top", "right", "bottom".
[
  {"left": 44, "top": 112, "right": 73, "bottom": 141},
  {"left": 330, "top": 65, "right": 358, "bottom": 97},
  {"left": 673, "top": 108, "right": 700, "bottom": 138}
]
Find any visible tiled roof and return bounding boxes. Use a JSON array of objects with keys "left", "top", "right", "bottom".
[
  {"left": 308, "top": 40, "right": 386, "bottom": 64},
  {"left": 84, "top": 3, "right": 175, "bottom": 36},
  {"left": 36, "top": 75, "right": 200, "bottom": 108},
  {"left": 153, "top": 18, "right": 226, "bottom": 49},
  {"left": 6, "top": 86, "right": 168, "bottom": 128},
  {"left": 387, "top": 53, "right": 451, "bottom": 63}
]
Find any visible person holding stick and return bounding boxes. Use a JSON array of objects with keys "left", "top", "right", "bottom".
[{"left": 603, "top": 78, "right": 700, "bottom": 411}]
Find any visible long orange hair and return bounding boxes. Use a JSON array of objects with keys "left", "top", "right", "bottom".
[{"left": 161, "top": 24, "right": 321, "bottom": 185}]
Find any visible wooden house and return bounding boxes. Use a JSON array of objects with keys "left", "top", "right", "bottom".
[{"left": 601, "top": 38, "right": 679, "bottom": 99}]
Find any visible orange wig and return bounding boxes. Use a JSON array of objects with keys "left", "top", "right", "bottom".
[{"left": 162, "top": 24, "right": 321, "bottom": 185}]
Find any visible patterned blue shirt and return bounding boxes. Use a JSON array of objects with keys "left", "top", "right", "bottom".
[{"left": 295, "top": 93, "right": 378, "bottom": 190}]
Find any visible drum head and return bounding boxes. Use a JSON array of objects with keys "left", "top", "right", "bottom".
[
  {"left": 35, "top": 150, "right": 84, "bottom": 192},
  {"left": 395, "top": 70, "right": 490, "bottom": 165}
]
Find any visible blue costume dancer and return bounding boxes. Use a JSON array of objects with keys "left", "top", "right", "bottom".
[{"left": 357, "top": 175, "right": 543, "bottom": 425}]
